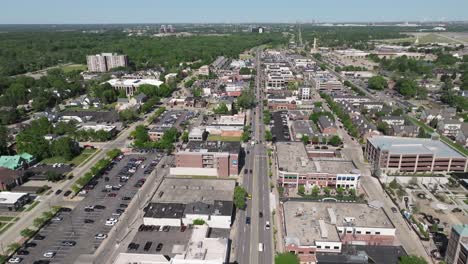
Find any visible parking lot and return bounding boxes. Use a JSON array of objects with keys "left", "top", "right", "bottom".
[
  {"left": 14, "top": 153, "right": 164, "bottom": 264},
  {"left": 271, "top": 111, "right": 290, "bottom": 142}
]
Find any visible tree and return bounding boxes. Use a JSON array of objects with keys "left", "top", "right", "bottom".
[
  {"left": 329, "top": 135, "right": 342, "bottom": 146},
  {"left": 46, "top": 171, "right": 63, "bottom": 182},
  {"left": 193, "top": 219, "right": 206, "bottom": 225},
  {"left": 7, "top": 243, "right": 21, "bottom": 253},
  {"left": 213, "top": 102, "right": 229, "bottom": 114},
  {"left": 323, "top": 187, "right": 331, "bottom": 196},
  {"left": 233, "top": 186, "right": 247, "bottom": 210},
  {"left": 241, "top": 126, "right": 251, "bottom": 142},
  {"left": 239, "top": 67, "right": 251, "bottom": 75},
  {"left": 348, "top": 188, "right": 356, "bottom": 197},
  {"left": 389, "top": 179, "right": 399, "bottom": 189},
  {"left": 336, "top": 187, "right": 344, "bottom": 197},
  {"left": 395, "top": 78, "right": 426, "bottom": 99},
  {"left": 368, "top": 76, "right": 388, "bottom": 90},
  {"left": 301, "top": 135, "right": 310, "bottom": 145},
  {"left": 0, "top": 125, "right": 9, "bottom": 155},
  {"left": 391, "top": 108, "right": 404, "bottom": 116},
  {"left": 132, "top": 125, "right": 150, "bottom": 148},
  {"left": 377, "top": 122, "right": 391, "bottom": 135},
  {"left": 398, "top": 255, "right": 428, "bottom": 264},
  {"left": 265, "top": 130, "right": 273, "bottom": 142},
  {"left": 311, "top": 186, "right": 320, "bottom": 197},
  {"left": 313, "top": 102, "right": 322, "bottom": 107},
  {"left": 33, "top": 217, "right": 45, "bottom": 228},
  {"left": 275, "top": 252, "right": 300, "bottom": 264},
  {"left": 181, "top": 131, "right": 189, "bottom": 143},
  {"left": 50, "top": 136, "right": 79, "bottom": 160},
  {"left": 20, "top": 228, "right": 35, "bottom": 238},
  {"left": 298, "top": 185, "right": 305, "bottom": 195},
  {"left": 119, "top": 109, "right": 139, "bottom": 122}
]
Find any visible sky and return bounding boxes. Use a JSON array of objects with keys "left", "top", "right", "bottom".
[{"left": 1, "top": 0, "right": 468, "bottom": 24}]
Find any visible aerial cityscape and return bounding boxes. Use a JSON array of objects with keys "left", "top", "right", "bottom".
[{"left": 1, "top": 1, "right": 468, "bottom": 264}]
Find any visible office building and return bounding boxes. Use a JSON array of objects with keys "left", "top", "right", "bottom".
[{"left": 86, "top": 53, "right": 128, "bottom": 72}]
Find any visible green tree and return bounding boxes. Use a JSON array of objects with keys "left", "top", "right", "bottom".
[
  {"left": 313, "top": 102, "right": 322, "bottom": 107},
  {"left": 234, "top": 186, "right": 247, "bottom": 210},
  {"left": 348, "top": 188, "right": 356, "bottom": 197},
  {"left": 50, "top": 136, "right": 79, "bottom": 160},
  {"left": 20, "top": 228, "right": 35, "bottom": 238},
  {"left": 398, "top": 255, "right": 428, "bottom": 264},
  {"left": 0, "top": 125, "right": 9, "bottom": 155},
  {"left": 336, "top": 187, "right": 345, "bottom": 197},
  {"left": 46, "top": 171, "right": 63, "bottom": 182},
  {"left": 311, "top": 186, "right": 320, "bottom": 197},
  {"left": 193, "top": 219, "right": 206, "bottom": 225},
  {"left": 239, "top": 67, "right": 251, "bottom": 75},
  {"left": 298, "top": 185, "right": 305, "bottom": 195},
  {"left": 389, "top": 179, "right": 399, "bottom": 189},
  {"left": 119, "top": 109, "right": 139, "bottom": 122},
  {"left": 323, "top": 187, "right": 331, "bottom": 196},
  {"left": 265, "top": 130, "right": 273, "bottom": 141},
  {"left": 213, "top": 102, "right": 230, "bottom": 114},
  {"left": 329, "top": 135, "right": 342, "bottom": 146},
  {"left": 301, "top": 135, "right": 310, "bottom": 145},
  {"left": 132, "top": 125, "right": 150, "bottom": 148},
  {"left": 368, "top": 76, "right": 388, "bottom": 90},
  {"left": 181, "top": 131, "right": 189, "bottom": 143},
  {"left": 7, "top": 243, "right": 21, "bottom": 253}
]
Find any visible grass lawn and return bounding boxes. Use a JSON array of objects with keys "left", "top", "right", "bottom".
[
  {"left": 25, "top": 201, "right": 40, "bottom": 212},
  {"left": 41, "top": 148, "right": 98, "bottom": 166},
  {"left": 61, "top": 64, "right": 87, "bottom": 73},
  {"left": 0, "top": 216, "right": 16, "bottom": 222},
  {"left": 275, "top": 253, "right": 300, "bottom": 264},
  {"left": 406, "top": 115, "right": 468, "bottom": 156},
  {"left": 207, "top": 135, "right": 241, "bottom": 142}
]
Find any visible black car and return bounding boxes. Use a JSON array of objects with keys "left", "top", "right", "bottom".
[
  {"left": 162, "top": 226, "right": 170, "bottom": 232},
  {"left": 94, "top": 205, "right": 106, "bottom": 210},
  {"left": 63, "top": 190, "right": 72, "bottom": 197},
  {"left": 246, "top": 217, "right": 251, "bottom": 224},
  {"left": 84, "top": 219, "right": 94, "bottom": 224},
  {"left": 55, "top": 189, "right": 62, "bottom": 195},
  {"left": 61, "top": 241, "right": 76, "bottom": 247},
  {"left": 144, "top": 242, "right": 153, "bottom": 251},
  {"left": 33, "top": 261, "right": 50, "bottom": 264},
  {"left": 104, "top": 177, "right": 110, "bottom": 182},
  {"left": 155, "top": 243, "right": 163, "bottom": 252},
  {"left": 119, "top": 204, "right": 128, "bottom": 208},
  {"left": 25, "top": 242, "right": 37, "bottom": 248},
  {"left": 259, "top": 212, "right": 263, "bottom": 218},
  {"left": 249, "top": 169, "right": 253, "bottom": 173},
  {"left": 116, "top": 208, "right": 125, "bottom": 214},
  {"left": 244, "top": 169, "right": 248, "bottom": 174},
  {"left": 34, "top": 234, "right": 45, "bottom": 240},
  {"left": 84, "top": 208, "right": 94, "bottom": 212},
  {"left": 17, "top": 249, "right": 29, "bottom": 255},
  {"left": 59, "top": 207, "right": 72, "bottom": 212}
]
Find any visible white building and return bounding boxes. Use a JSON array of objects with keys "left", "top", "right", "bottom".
[
  {"left": 86, "top": 53, "right": 128, "bottom": 72},
  {"left": 107, "top": 78, "right": 163, "bottom": 96}
]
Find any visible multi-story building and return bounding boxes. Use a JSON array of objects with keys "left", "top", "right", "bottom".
[
  {"left": 275, "top": 142, "right": 360, "bottom": 189},
  {"left": 365, "top": 136, "right": 468, "bottom": 173},
  {"left": 86, "top": 53, "right": 128, "bottom": 72},
  {"left": 446, "top": 224, "right": 468, "bottom": 264},
  {"left": 171, "top": 141, "right": 240, "bottom": 178},
  {"left": 299, "top": 87, "right": 311, "bottom": 100},
  {"left": 283, "top": 201, "right": 396, "bottom": 263},
  {"left": 317, "top": 115, "right": 338, "bottom": 135},
  {"left": 107, "top": 78, "right": 163, "bottom": 96}
]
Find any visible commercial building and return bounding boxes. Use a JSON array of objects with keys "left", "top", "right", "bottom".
[
  {"left": 107, "top": 78, "right": 163, "bottom": 96},
  {"left": 0, "top": 168, "right": 24, "bottom": 191},
  {"left": 446, "top": 224, "right": 468, "bottom": 264},
  {"left": 86, "top": 53, "right": 128, "bottom": 72},
  {"left": 0, "top": 153, "right": 35, "bottom": 170},
  {"left": 115, "top": 225, "right": 229, "bottom": 264},
  {"left": 0, "top": 192, "right": 31, "bottom": 211},
  {"left": 205, "top": 114, "right": 245, "bottom": 138},
  {"left": 143, "top": 177, "right": 235, "bottom": 229},
  {"left": 365, "top": 136, "right": 468, "bottom": 173},
  {"left": 283, "top": 201, "right": 396, "bottom": 263},
  {"left": 291, "top": 120, "right": 315, "bottom": 141},
  {"left": 189, "top": 127, "right": 205, "bottom": 141},
  {"left": 317, "top": 116, "right": 338, "bottom": 135},
  {"left": 275, "top": 142, "right": 360, "bottom": 189},
  {"left": 171, "top": 141, "right": 240, "bottom": 177}
]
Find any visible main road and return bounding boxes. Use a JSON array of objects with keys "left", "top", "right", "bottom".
[{"left": 235, "top": 48, "right": 273, "bottom": 264}]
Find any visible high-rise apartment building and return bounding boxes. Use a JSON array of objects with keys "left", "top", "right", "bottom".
[{"left": 86, "top": 53, "right": 128, "bottom": 72}]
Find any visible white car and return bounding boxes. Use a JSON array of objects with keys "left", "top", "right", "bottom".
[
  {"left": 43, "top": 251, "right": 56, "bottom": 258},
  {"left": 105, "top": 185, "right": 112, "bottom": 189},
  {"left": 95, "top": 233, "right": 107, "bottom": 240},
  {"left": 8, "top": 257, "right": 22, "bottom": 263},
  {"left": 51, "top": 216, "right": 63, "bottom": 222},
  {"left": 265, "top": 221, "right": 270, "bottom": 230},
  {"left": 105, "top": 221, "right": 116, "bottom": 226}
]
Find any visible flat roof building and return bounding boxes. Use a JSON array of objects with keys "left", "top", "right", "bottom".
[
  {"left": 365, "top": 136, "right": 468, "bottom": 173},
  {"left": 283, "top": 201, "right": 396, "bottom": 263},
  {"left": 171, "top": 141, "right": 240, "bottom": 178},
  {"left": 107, "top": 78, "right": 163, "bottom": 96},
  {"left": 275, "top": 142, "right": 360, "bottom": 189},
  {"left": 0, "top": 192, "right": 31, "bottom": 211},
  {"left": 446, "top": 224, "right": 468, "bottom": 264}
]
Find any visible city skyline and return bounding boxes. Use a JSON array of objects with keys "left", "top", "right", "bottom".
[{"left": 1, "top": 0, "right": 468, "bottom": 24}]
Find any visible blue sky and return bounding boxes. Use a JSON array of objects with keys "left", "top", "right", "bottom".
[{"left": 1, "top": 0, "right": 468, "bottom": 24}]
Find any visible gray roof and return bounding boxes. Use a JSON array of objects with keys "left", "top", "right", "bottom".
[
  {"left": 143, "top": 203, "right": 186, "bottom": 219},
  {"left": 367, "top": 136, "right": 465, "bottom": 158}
]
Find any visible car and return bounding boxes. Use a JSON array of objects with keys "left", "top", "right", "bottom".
[
  {"left": 119, "top": 203, "right": 128, "bottom": 208},
  {"left": 105, "top": 185, "right": 112, "bottom": 189},
  {"left": 265, "top": 221, "right": 270, "bottom": 229},
  {"left": 55, "top": 189, "right": 62, "bottom": 195},
  {"left": 259, "top": 212, "right": 263, "bottom": 218},
  {"left": 84, "top": 219, "right": 94, "bottom": 224},
  {"left": 34, "top": 234, "right": 45, "bottom": 240},
  {"left": 43, "top": 251, "right": 56, "bottom": 258},
  {"left": 104, "top": 177, "right": 110, "bottom": 182},
  {"left": 249, "top": 169, "right": 253, "bottom": 173},
  {"left": 63, "top": 190, "right": 72, "bottom": 197},
  {"left": 61, "top": 241, "right": 76, "bottom": 247},
  {"left": 244, "top": 168, "right": 248, "bottom": 174},
  {"left": 112, "top": 212, "right": 121, "bottom": 216},
  {"left": 180, "top": 225, "right": 187, "bottom": 232},
  {"left": 101, "top": 188, "right": 111, "bottom": 193},
  {"left": 112, "top": 186, "right": 120, "bottom": 191},
  {"left": 7, "top": 257, "right": 23, "bottom": 263},
  {"left": 51, "top": 216, "right": 63, "bottom": 222},
  {"left": 105, "top": 221, "right": 116, "bottom": 226},
  {"left": 107, "top": 193, "right": 117, "bottom": 197},
  {"left": 155, "top": 243, "right": 163, "bottom": 252},
  {"left": 24, "top": 242, "right": 37, "bottom": 248},
  {"left": 95, "top": 234, "right": 107, "bottom": 240},
  {"left": 128, "top": 242, "right": 138, "bottom": 250},
  {"left": 391, "top": 207, "right": 398, "bottom": 213},
  {"left": 116, "top": 208, "right": 125, "bottom": 214},
  {"left": 58, "top": 207, "right": 72, "bottom": 213},
  {"left": 16, "top": 250, "right": 29, "bottom": 255},
  {"left": 144, "top": 241, "right": 153, "bottom": 251},
  {"left": 246, "top": 217, "right": 251, "bottom": 224},
  {"left": 33, "top": 261, "right": 50, "bottom": 264},
  {"left": 94, "top": 205, "right": 106, "bottom": 210}
]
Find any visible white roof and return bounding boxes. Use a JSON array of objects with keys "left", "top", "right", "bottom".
[
  {"left": 0, "top": 192, "right": 28, "bottom": 204},
  {"left": 107, "top": 78, "right": 163, "bottom": 87}
]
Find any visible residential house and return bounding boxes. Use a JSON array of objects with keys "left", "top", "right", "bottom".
[
  {"left": 0, "top": 168, "right": 24, "bottom": 191},
  {"left": 455, "top": 123, "right": 468, "bottom": 147},
  {"left": 381, "top": 116, "right": 405, "bottom": 126},
  {"left": 0, "top": 153, "right": 35, "bottom": 170},
  {"left": 437, "top": 119, "right": 463, "bottom": 138}
]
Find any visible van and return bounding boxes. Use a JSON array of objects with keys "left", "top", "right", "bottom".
[{"left": 258, "top": 243, "right": 263, "bottom": 252}]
